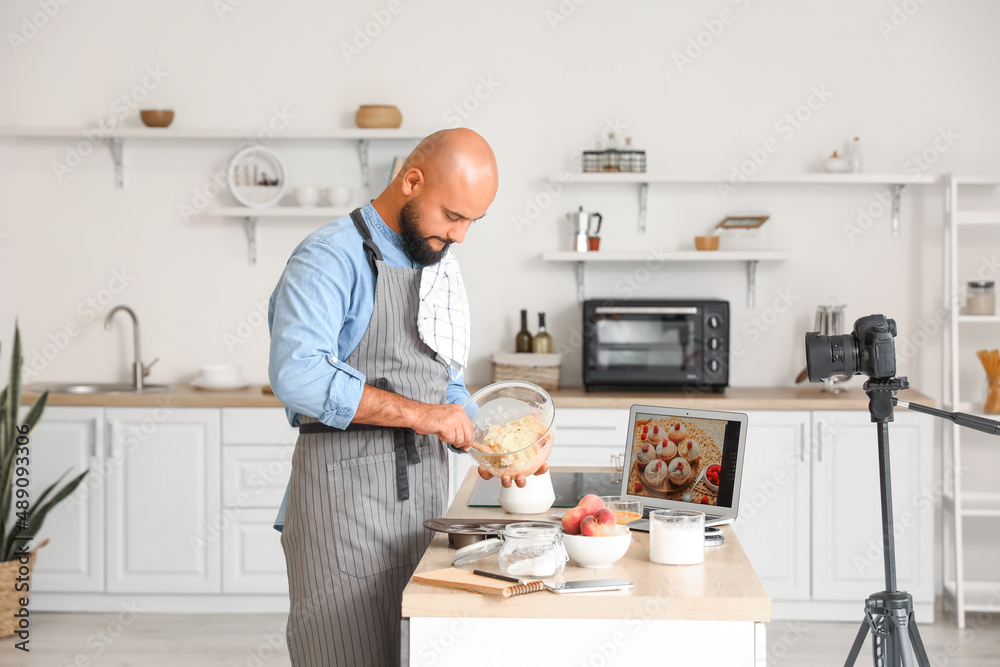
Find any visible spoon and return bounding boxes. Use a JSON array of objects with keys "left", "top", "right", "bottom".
[{"left": 682, "top": 468, "right": 708, "bottom": 502}]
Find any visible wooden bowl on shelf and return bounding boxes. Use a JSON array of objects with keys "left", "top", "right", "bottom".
[
  {"left": 695, "top": 235, "right": 720, "bottom": 251},
  {"left": 355, "top": 105, "right": 402, "bottom": 129},
  {"left": 140, "top": 110, "right": 174, "bottom": 128}
]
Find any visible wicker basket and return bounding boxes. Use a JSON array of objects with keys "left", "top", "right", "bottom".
[
  {"left": 491, "top": 353, "right": 561, "bottom": 390},
  {"left": 0, "top": 539, "right": 47, "bottom": 638}
]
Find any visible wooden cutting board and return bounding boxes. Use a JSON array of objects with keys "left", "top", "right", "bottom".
[{"left": 411, "top": 568, "right": 545, "bottom": 598}]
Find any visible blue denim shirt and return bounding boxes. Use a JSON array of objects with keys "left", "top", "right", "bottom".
[{"left": 267, "top": 202, "right": 470, "bottom": 531}]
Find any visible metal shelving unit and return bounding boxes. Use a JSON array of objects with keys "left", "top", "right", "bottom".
[{"left": 941, "top": 173, "right": 1000, "bottom": 629}]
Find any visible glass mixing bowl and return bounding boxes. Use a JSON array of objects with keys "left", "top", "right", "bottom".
[{"left": 463, "top": 381, "right": 555, "bottom": 478}]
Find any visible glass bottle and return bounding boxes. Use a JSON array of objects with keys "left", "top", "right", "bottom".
[
  {"left": 849, "top": 137, "right": 862, "bottom": 173},
  {"left": 532, "top": 313, "right": 553, "bottom": 353},
  {"left": 515, "top": 309, "right": 534, "bottom": 353}
]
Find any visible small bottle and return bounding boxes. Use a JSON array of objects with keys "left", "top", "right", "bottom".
[
  {"left": 849, "top": 137, "right": 862, "bottom": 173},
  {"left": 532, "top": 313, "right": 553, "bottom": 353},
  {"left": 515, "top": 309, "right": 534, "bottom": 353}
]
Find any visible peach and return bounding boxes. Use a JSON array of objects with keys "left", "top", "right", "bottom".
[
  {"left": 561, "top": 494, "right": 606, "bottom": 535},
  {"left": 580, "top": 508, "right": 617, "bottom": 537},
  {"left": 577, "top": 493, "right": 605, "bottom": 515},
  {"left": 561, "top": 506, "right": 588, "bottom": 535}
]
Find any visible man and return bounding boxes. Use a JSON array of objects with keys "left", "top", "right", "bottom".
[{"left": 267, "top": 128, "right": 546, "bottom": 667}]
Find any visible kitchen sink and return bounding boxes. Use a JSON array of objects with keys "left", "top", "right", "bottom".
[{"left": 28, "top": 382, "right": 172, "bottom": 394}]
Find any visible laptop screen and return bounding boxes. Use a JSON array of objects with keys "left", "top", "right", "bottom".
[{"left": 620, "top": 405, "right": 747, "bottom": 518}]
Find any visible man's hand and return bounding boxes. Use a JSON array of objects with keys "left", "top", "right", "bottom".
[
  {"left": 478, "top": 461, "right": 550, "bottom": 488},
  {"left": 412, "top": 403, "right": 476, "bottom": 451}
]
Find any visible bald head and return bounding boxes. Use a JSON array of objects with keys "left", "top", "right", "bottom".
[{"left": 372, "top": 128, "right": 498, "bottom": 261}]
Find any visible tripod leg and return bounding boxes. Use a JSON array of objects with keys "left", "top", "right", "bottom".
[
  {"left": 844, "top": 619, "right": 870, "bottom": 667},
  {"left": 908, "top": 615, "right": 931, "bottom": 667}
]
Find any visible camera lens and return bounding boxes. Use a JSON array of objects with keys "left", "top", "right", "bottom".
[{"left": 805, "top": 331, "right": 859, "bottom": 382}]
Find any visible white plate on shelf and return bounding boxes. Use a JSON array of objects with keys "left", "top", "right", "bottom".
[{"left": 190, "top": 378, "right": 250, "bottom": 391}]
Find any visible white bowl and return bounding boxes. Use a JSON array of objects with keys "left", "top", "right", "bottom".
[
  {"left": 325, "top": 186, "right": 352, "bottom": 208},
  {"left": 294, "top": 187, "right": 318, "bottom": 207},
  {"left": 562, "top": 526, "right": 632, "bottom": 568}
]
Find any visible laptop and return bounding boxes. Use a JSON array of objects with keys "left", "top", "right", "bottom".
[{"left": 619, "top": 404, "right": 748, "bottom": 530}]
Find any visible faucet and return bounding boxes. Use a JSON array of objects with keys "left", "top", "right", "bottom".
[{"left": 104, "top": 305, "right": 158, "bottom": 390}]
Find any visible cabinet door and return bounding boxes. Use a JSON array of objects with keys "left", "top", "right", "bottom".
[
  {"left": 732, "top": 411, "right": 811, "bottom": 601},
  {"left": 811, "top": 410, "right": 933, "bottom": 603},
  {"left": 105, "top": 407, "right": 221, "bottom": 594},
  {"left": 22, "top": 406, "right": 105, "bottom": 592},
  {"left": 222, "top": 445, "right": 293, "bottom": 508},
  {"left": 547, "top": 408, "right": 631, "bottom": 467},
  {"left": 222, "top": 509, "right": 288, "bottom": 594}
]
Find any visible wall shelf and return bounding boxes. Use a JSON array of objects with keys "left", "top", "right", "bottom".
[
  {"left": 0, "top": 126, "right": 424, "bottom": 189},
  {"left": 556, "top": 172, "right": 940, "bottom": 234},
  {"left": 202, "top": 207, "right": 351, "bottom": 265},
  {"left": 542, "top": 250, "right": 790, "bottom": 307}
]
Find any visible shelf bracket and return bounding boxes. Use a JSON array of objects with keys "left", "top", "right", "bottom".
[
  {"left": 358, "top": 139, "right": 370, "bottom": 191},
  {"left": 638, "top": 182, "right": 649, "bottom": 233},
  {"left": 244, "top": 216, "right": 258, "bottom": 266},
  {"left": 576, "top": 261, "right": 586, "bottom": 304},
  {"left": 890, "top": 183, "right": 905, "bottom": 235},
  {"left": 746, "top": 260, "right": 758, "bottom": 308},
  {"left": 109, "top": 138, "right": 124, "bottom": 189}
]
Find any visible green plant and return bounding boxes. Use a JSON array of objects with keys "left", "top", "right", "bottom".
[{"left": 0, "top": 323, "right": 87, "bottom": 562}]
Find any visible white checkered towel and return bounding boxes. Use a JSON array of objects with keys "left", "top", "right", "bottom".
[{"left": 418, "top": 248, "right": 470, "bottom": 377}]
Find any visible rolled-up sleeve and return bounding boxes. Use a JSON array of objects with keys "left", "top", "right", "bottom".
[{"left": 268, "top": 240, "right": 366, "bottom": 429}]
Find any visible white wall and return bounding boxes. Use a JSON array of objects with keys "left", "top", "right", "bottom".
[{"left": 2, "top": 1, "right": 1000, "bottom": 588}]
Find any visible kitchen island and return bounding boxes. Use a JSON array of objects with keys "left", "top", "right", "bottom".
[{"left": 402, "top": 466, "right": 770, "bottom": 667}]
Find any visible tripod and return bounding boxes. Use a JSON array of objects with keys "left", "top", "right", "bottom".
[{"left": 843, "top": 376, "right": 930, "bottom": 667}]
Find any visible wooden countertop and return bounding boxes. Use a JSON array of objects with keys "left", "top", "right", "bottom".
[
  {"left": 20, "top": 383, "right": 285, "bottom": 407},
  {"left": 400, "top": 466, "right": 772, "bottom": 622},
  {"left": 542, "top": 386, "right": 934, "bottom": 410},
  {"left": 24, "top": 382, "right": 934, "bottom": 411}
]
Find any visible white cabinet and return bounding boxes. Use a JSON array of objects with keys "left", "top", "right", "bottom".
[
  {"left": 222, "top": 509, "right": 289, "bottom": 594},
  {"left": 24, "top": 406, "right": 105, "bottom": 593},
  {"left": 548, "top": 408, "right": 630, "bottom": 466},
  {"left": 219, "top": 408, "right": 294, "bottom": 595},
  {"left": 811, "top": 410, "right": 933, "bottom": 604},
  {"left": 104, "top": 407, "right": 221, "bottom": 594},
  {"left": 733, "top": 411, "right": 811, "bottom": 602},
  {"left": 734, "top": 409, "right": 934, "bottom": 620}
]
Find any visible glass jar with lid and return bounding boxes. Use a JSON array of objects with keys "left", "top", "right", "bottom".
[
  {"left": 498, "top": 522, "right": 567, "bottom": 579},
  {"left": 967, "top": 281, "right": 995, "bottom": 316}
]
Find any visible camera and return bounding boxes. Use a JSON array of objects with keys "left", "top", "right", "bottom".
[{"left": 805, "top": 314, "right": 898, "bottom": 382}]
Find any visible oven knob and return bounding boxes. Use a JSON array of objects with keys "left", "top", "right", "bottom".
[
  {"left": 707, "top": 315, "right": 721, "bottom": 329},
  {"left": 708, "top": 337, "right": 721, "bottom": 351},
  {"left": 708, "top": 359, "right": 721, "bottom": 373}
]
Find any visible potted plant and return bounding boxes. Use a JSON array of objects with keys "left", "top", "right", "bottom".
[{"left": 0, "top": 324, "right": 88, "bottom": 638}]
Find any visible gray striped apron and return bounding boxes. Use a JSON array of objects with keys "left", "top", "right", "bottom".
[{"left": 281, "top": 208, "right": 450, "bottom": 667}]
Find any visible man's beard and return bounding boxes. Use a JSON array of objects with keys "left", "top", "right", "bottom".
[{"left": 399, "top": 199, "right": 451, "bottom": 265}]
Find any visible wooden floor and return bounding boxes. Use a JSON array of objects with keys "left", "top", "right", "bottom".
[{"left": 2, "top": 611, "right": 998, "bottom": 665}]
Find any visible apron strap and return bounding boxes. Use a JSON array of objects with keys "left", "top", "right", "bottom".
[
  {"left": 298, "top": 376, "right": 420, "bottom": 502},
  {"left": 349, "top": 207, "right": 384, "bottom": 278}
]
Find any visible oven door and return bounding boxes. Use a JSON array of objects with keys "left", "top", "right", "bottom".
[{"left": 585, "top": 305, "right": 704, "bottom": 386}]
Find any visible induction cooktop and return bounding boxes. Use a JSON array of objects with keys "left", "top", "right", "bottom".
[{"left": 468, "top": 471, "right": 621, "bottom": 508}]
